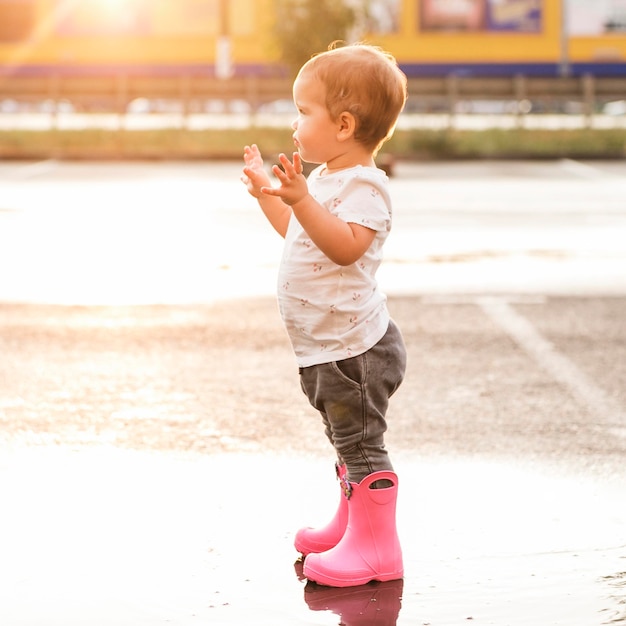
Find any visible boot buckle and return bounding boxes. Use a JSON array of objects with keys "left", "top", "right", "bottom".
[{"left": 339, "top": 475, "right": 353, "bottom": 500}]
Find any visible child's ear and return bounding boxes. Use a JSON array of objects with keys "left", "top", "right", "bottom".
[{"left": 336, "top": 111, "right": 356, "bottom": 141}]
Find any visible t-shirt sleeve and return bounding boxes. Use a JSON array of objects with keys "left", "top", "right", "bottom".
[{"left": 331, "top": 175, "right": 392, "bottom": 233}]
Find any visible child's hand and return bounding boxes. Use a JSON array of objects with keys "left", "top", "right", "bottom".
[
  {"left": 262, "top": 152, "right": 309, "bottom": 207},
  {"left": 241, "top": 144, "right": 272, "bottom": 198}
]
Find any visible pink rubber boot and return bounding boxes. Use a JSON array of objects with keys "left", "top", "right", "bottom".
[
  {"left": 303, "top": 470, "right": 403, "bottom": 587},
  {"left": 294, "top": 463, "right": 349, "bottom": 556}
]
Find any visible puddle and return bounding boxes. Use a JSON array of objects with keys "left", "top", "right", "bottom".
[{"left": 0, "top": 447, "right": 624, "bottom": 625}]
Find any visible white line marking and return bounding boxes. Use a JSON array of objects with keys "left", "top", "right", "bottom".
[
  {"left": 477, "top": 296, "right": 625, "bottom": 422},
  {"left": 422, "top": 295, "right": 547, "bottom": 306},
  {"left": 7, "top": 159, "right": 59, "bottom": 180},
  {"left": 559, "top": 158, "right": 608, "bottom": 180}
]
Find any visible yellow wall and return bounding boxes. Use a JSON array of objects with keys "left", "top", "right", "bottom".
[
  {"left": 369, "top": 0, "right": 562, "bottom": 64},
  {"left": 1, "top": 0, "right": 625, "bottom": 70},
  {"left": 0, "top": 0, "right": 277, "bottom": 67},
  {"left": 376, "top": 0, "right": 626, "bottom": 66},
  {"left": 569, "top": 36, "right": 625, "bottom": 63}
]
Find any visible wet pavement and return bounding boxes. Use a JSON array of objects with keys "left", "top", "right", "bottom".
[
  {"left": 1, "top": 160, "right": 625, "bottom": 625},
  {"left": 1, "top": 445, "right": 625, "bottom": 625}
]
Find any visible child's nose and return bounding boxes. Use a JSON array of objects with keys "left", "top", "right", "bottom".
[{"left": 291, "top": 118, "right": 298, "bottom": 130}]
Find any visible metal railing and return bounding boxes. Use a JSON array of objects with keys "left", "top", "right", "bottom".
[{"left": 1, "top": 73, "right": 624, "bottom": 123}]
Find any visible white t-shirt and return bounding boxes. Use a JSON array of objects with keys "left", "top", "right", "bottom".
[{"left": 277, "top": 164, "right": 392, "bottom": 367}]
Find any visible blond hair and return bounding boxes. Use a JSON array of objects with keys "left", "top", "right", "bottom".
[{"left": 298, "top": 43, "right": 407, "bottom": 153}]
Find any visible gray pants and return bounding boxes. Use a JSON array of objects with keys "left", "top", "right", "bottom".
[{"left": 299, "top": 320, "right": 407, "bottom": 483}]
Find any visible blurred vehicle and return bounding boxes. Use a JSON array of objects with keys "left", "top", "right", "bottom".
[
  {"left": 256, "top": 99, "right": 295, "bottom": 114},
  {"left": 603, "top": 100, "right": 626, "bottom": 115}
]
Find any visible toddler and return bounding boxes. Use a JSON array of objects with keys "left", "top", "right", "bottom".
[{"left": 241, "top": 42, "right": 407, "bottom": 588}]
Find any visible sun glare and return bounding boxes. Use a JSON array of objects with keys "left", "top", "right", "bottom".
[
  {"left": 81, "top": 0, "right": 137, "bottom": 15},
  {"left": 93, "top": 0, "right": 131, "bottom": 7}
]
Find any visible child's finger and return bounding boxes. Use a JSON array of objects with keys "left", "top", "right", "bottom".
[
  {"left": 272, "top": 164, "right": 287, "bottom": 181},
  {"left": 292, "top": 152, "right": 303, "bottom": 175},
  {"left": 242, "top": 166, "right": 256, "bottom": 180},
  {"left": 278, "top": 153, "right": 295, "bottom": 173}
]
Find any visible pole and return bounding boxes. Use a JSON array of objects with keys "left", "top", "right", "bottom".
[
  {"left": 216, "top": 0, "right": 233, "bottom": 79},
  {"left": 559, "top": 0, "right": 570, "bottom": 78}
]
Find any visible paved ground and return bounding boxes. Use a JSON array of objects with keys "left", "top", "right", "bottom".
[
  {"left": 0, "top": 160, "right": 625, "bottom": 625},
  {"left": 1, "top": 294, "right": 625, "bottom": 474}
]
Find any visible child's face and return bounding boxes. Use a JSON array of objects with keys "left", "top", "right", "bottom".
[{"left": 291, "top": 72, "right": 340, "bottom": 164}]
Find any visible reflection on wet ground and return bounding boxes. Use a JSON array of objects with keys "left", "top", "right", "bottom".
[
  {"left": 300, "top": 569, "right": 404, "bottom": 625},
  {"left": 0, "top": 447, "right": 624, "bottom": 625}
]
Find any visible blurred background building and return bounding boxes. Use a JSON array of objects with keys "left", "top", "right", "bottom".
[
  {"left": 0, "top": 1, "right": 624, "bottom": 132},
  {"left": 1, "top": 0, "right": 625, "bottom": 78}
]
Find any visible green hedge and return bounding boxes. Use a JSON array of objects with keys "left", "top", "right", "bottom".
[
  {"left": 1, "top": 127, "right": 625, "bottom": 160},
  {"left": 384, "top": 128, "right": 626, "bottom": 159}
]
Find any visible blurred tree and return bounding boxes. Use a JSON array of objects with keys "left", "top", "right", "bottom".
[{"left": 273, "top": 0, "right": 361, "bottom": 76}]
